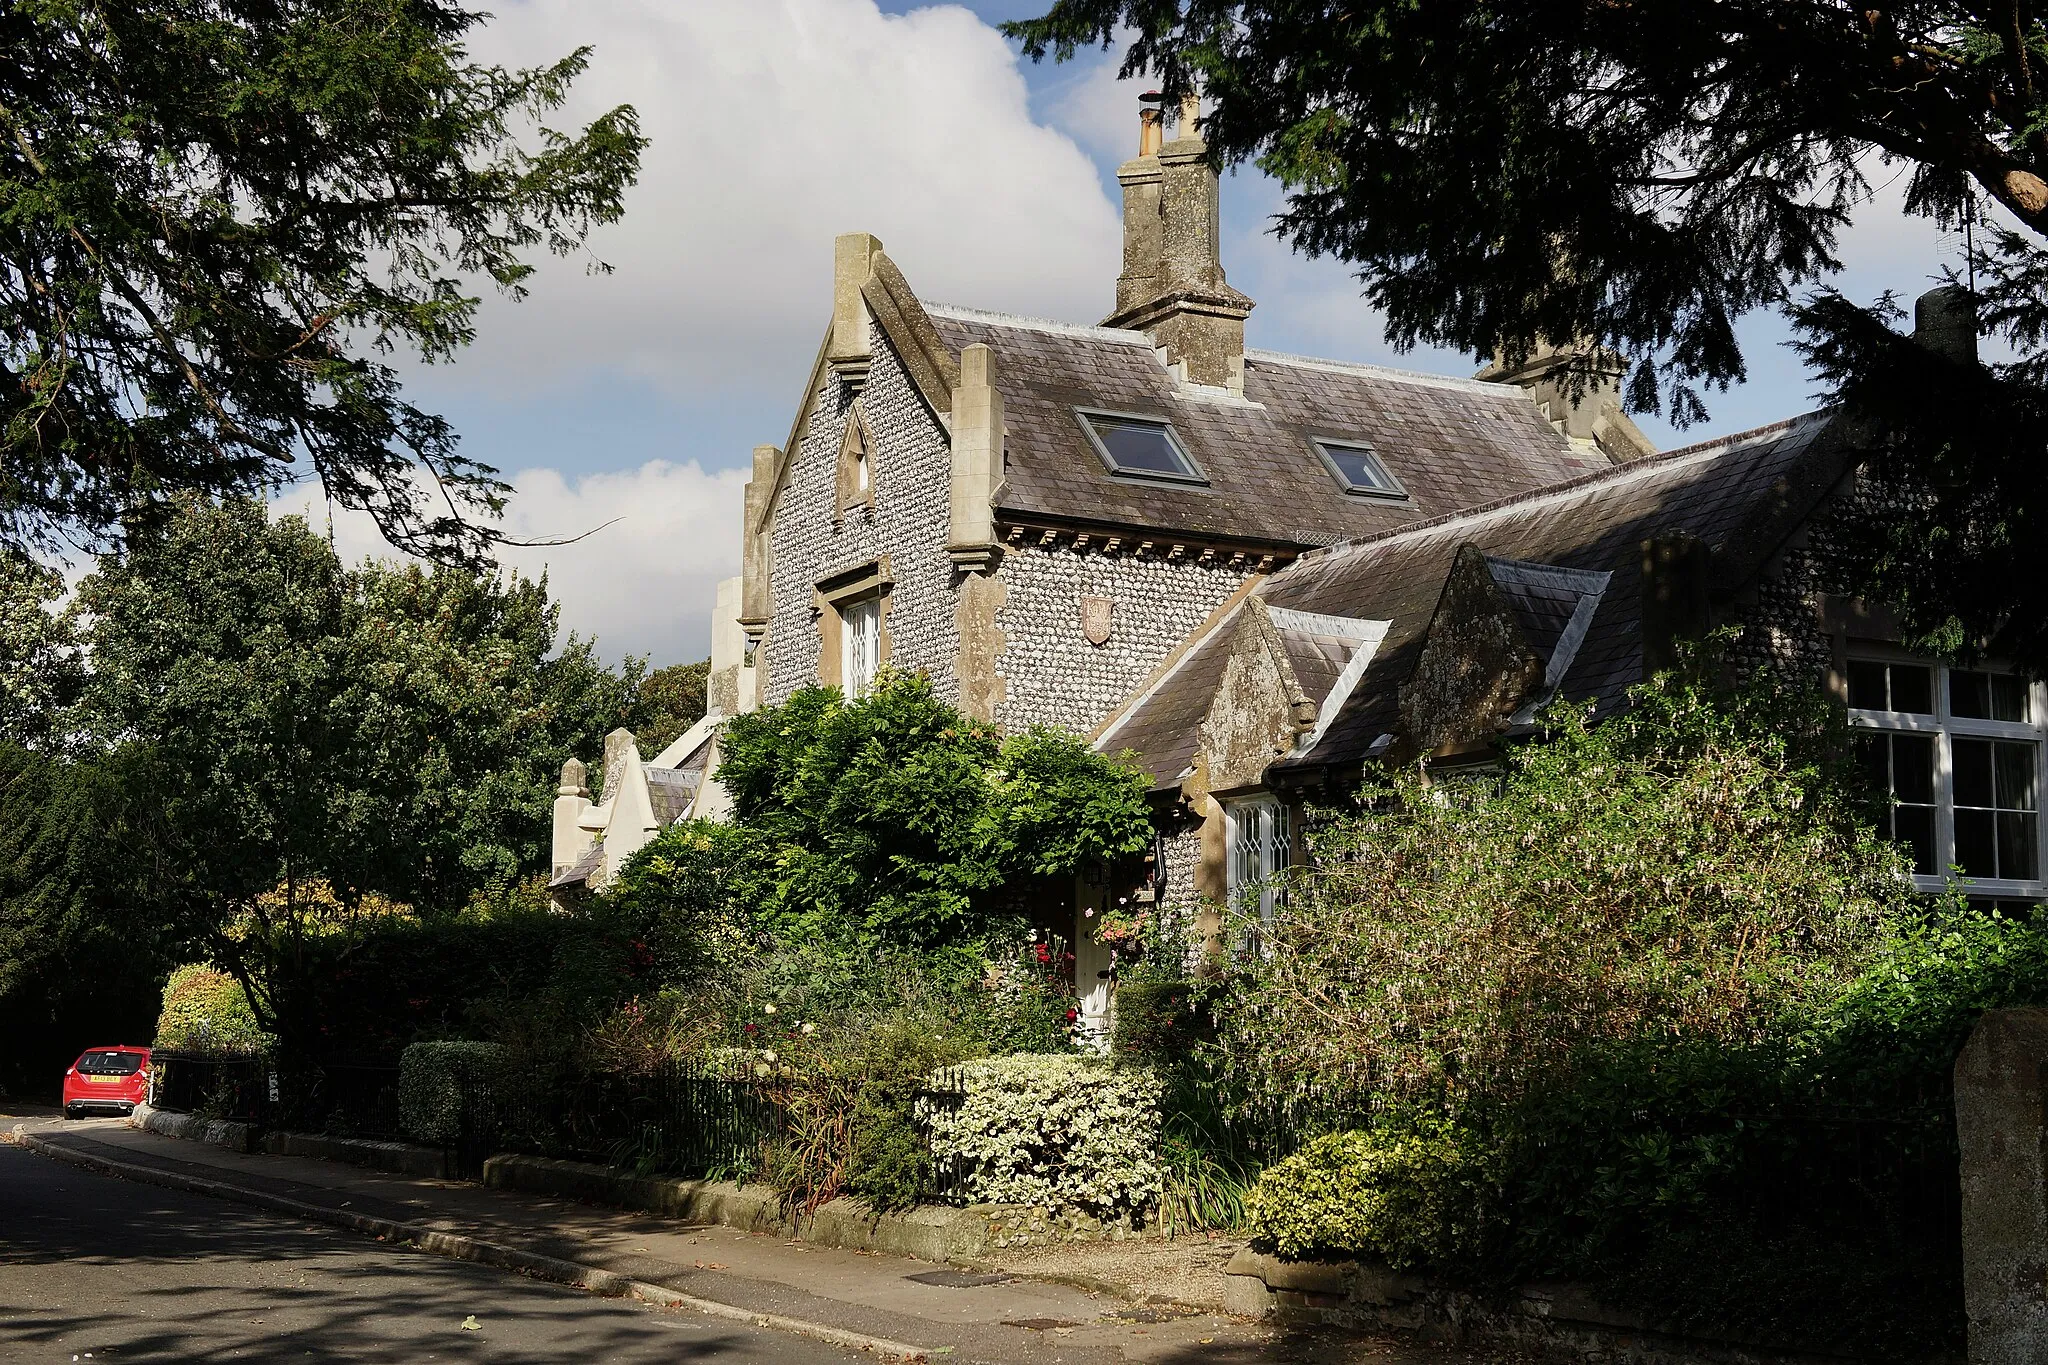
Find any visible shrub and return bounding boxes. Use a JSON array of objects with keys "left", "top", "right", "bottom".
[
  {"left": 665, "top": 671, "right": 1153, "bottom": 948},
  {"left": 1243, "top": 1124, "right": 1493, "bottom": 1269},
  {"left": 756, "top": 1019, "right": 981, "bottom": 1214},
  {"left": 1212, "top": 672, "right": 1904, "bottom": 1119},
  {"left": 153, "top": 964, "right": 269, "bottom": 1053},
  {"left": 919, "top": 1053, "right": 1164, "bottom": 1223},
  {"left": 398, "top": 1040, "right": 507, "bottom": 1144}
]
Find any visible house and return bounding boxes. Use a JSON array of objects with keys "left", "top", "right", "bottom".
[
  {"left": 1095, "top": 283, "right": 2045, "bottom": 951},
  {"left": 553, "top": 98, "right": 2039, "bottom": 1034},
  {"left": 550, "top": 94, "right": 1649, "bottom": 910}
]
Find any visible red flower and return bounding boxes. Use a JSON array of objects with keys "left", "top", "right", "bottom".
[
  {"left": 1064, "top": 1008, "right": 1078, "bottom": 1023},
  {"left": 1034, "top": 944, "right": 1051, "bottom": 964}
]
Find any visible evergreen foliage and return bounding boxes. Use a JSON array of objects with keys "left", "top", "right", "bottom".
[
  {"left": 618, "top": 671, "right": 1153, "bottom": 949},
  {"left": 153, "top": 963, "right": 268, "bottom": 1053},
  {"left": 1010, "top": 0, "right": 2048, "bottom": 671},
  {"left": 1198, "top": 664, "right": 2027, "bottom": 1355},
  {"left": 0, "top": 0, "right": 644, "bottom": 562}
]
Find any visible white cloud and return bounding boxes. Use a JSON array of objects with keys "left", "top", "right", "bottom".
[
  {"left": 431, "top": 0, "right": 1122, "bottom": 403},
  {"left": 279, "top": 460, "right": 746, "bottom": 666}
]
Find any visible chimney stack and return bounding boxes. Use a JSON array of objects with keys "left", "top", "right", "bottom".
[
  {"left": 1104, "top": 92, "right": 1254, "bottom": 395},
  {"left": 1915, "top": 284, "right": 1977, "bottom": 364}
]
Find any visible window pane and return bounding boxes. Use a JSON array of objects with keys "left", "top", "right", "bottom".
[
  {"left": 1952, "top": 669, "right": 1993, "bottom": 720},
  {"left": 1998, "top": 811, "right": 2040, "bottom": 880},
  {"left": 1995, "top": 675, "right": 2031, "bottom": 722},
  {"left": 1847, "top": 661, "right": 1889, "bottom": 711},
  {"left": 1894, "top": 804, "right": 1937, "bottom": 876},
  {"left": 1083, "top": 414, "right": 1197, "bottom": 478},
  {"left": 1957, "top": 808, "right": 1998, "bottom": 879},
  {"left": 1317, "top": 440, "right": 1398, "bottom": 493},
  {"left": 1853, "top": 733, "right": 1887, "bottom": 791},
  {"left": 1995, "top": 742, "right": 2039, "bottom": 811},
  {"left": 1890, "top": 665, "right": 1934, "bottom": 715},
  {"left": 1893, "top": 734, "right": 1936, "bottom": 804},
  {"left": 1954, "top": 737, "right": 1994, "bottom": 808}
]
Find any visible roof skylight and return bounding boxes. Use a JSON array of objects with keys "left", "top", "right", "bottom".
[
  {"left": 1076, "top": 410, "right": 1204, "bottom": 483},
  {"left": 1313, "top": 438, "right": 1405, "bottom": 498}
]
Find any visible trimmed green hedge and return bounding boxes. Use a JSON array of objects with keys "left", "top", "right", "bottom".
[
  {"left": 153, "top": 963, "right": 269, "bottom": 1053},
  {"left": 918, "top": 1053, "right": 1162, "bottom": 1223},
  {"left": 398, "top": 1041, "right": 506, "bottom": 1145},
  {"left": 1242, "top": 1124, "right": 1492, "bottom": 1270}
]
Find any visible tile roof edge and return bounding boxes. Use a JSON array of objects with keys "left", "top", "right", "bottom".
[
  {"left": 1092, "top": 574, "right": 1270, "bottom": 758},
  {"left": 922, "top": 302, "right": 1153, "bottom": 347},
  {"left": 1244, "top": 348, "right": 1517, "bottom": 394},
  {"left": 1287, "top": 409, "right": 1835, "bottom": 574}
]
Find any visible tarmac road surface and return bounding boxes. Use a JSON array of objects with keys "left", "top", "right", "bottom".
[{"left": 0, "top": 1139, "right": 861, "bottom": 1363}]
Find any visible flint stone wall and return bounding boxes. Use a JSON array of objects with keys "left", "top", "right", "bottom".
[
  {"left": 993, "top": 542, "right": 1248, "bottom": 737},
  {"left": 763, "top": 322, "right": 959, "bottom": 706}
]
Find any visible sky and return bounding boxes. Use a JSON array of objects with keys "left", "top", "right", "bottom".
[{"left": 295, "top": 0, "right": 1973, "bottom": 666}]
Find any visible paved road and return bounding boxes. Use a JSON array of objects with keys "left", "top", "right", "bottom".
[{"left": 0, "top": 1138, "right": 860, "bottom": 1363}]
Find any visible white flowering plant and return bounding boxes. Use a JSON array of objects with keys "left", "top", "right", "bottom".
[{"left": 918, "top": 1053, "right": 1164, "bottom": 1223}]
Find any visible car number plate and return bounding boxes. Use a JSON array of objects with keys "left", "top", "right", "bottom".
[{"left": 85, "top": 1074, "right": 123, "bottom": 1084}]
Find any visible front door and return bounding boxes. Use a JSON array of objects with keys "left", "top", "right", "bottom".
[{"left": 1073, "top": 872, "right": 1114, "bottom": 1051}]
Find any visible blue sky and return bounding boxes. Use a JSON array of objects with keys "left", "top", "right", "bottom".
[{"left": 324, "top": 0, "right": 1966, "bottom": 665}]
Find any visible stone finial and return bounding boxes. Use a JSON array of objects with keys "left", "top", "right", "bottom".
[
  {"left": 557, "top": 757, "right": 588, "bottom": 799},
  {"left": 829, "top": 232, "right": 883, "bottom": 390},
  {"left": 601, "top": 728, "right": 638, "bottom": 801},
  {"left": 741, "top": 443, "right": 778, "bottom": 637}
]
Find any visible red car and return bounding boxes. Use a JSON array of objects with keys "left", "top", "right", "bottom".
[{"left": 62, "top": 1045, "right": 151, "bottom": 1119}]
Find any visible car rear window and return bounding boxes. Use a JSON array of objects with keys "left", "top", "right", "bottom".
[{"left": 76, "top": 1051, "right": 143, "bottom": 1075}]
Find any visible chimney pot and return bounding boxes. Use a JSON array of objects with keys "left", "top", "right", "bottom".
[
  {"left": 1914, "top": 284, "right": 1977, "bottom": 364},
  {"left": 1139, "top": 107, "right": 1163, "bottom": 157}
]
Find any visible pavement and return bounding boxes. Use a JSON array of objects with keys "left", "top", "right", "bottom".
[{"left": 1, "top": 1117, "right": 1518, "bottom": 1365}]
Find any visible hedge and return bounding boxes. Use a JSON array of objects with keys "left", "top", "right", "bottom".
[
  {"left": 917, "top": 1053, "right": 1162, "bottom": 1223},
  {"left": 398, "top": 1040, "right": 507, "bottom": 1145},
  {"left": 153, "top": 963, "right": 269, "bottom": 1054}
]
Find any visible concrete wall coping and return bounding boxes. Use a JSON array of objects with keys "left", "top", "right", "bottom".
[{"left": 133, "top": 1103, "right": 258, "bottom": 1154}]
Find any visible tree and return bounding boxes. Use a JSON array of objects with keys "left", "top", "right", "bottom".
[
  {"left": 1, "top": 0, "right": 644, "bottom": 563},
  {"left": 68, "top": 497, "right": 635, "bottom": 1053},
  {"left": 630, "top": 659, "right": 711, "bottom": 760},
  {"left": 1010, "top": 2, "right": 2048, "bottom": 667},
  {"left": 0, "top": 550, "right": 81, "bottom": 748},
  {"left": 615, "top": 671, "right": 1155, "bottom": 949},
  {"left": 0, "top": 741, "right": 187, "bottom": 1093}
]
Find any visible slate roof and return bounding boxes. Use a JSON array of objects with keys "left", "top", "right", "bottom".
[
  {"left": 924, "top": 306, "right": 1612, "bottom": 547},
  {"left": 645, "top": 765, "right": 699, "bottom": 827},
  {"left": 1096, "top": 411, "right": 1846, "bottom": 786},
  {"left": 548, "top": 844, "right": 604, "bottom": 891}
]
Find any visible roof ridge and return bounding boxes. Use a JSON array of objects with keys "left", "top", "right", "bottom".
[
  {"left": 1243, "top": 347, "right": 1515, "bottom": 394},
  {"left": 1654, "top": 411, "right": 1828, "bottom": 459},
  {"left": 922, "top": 302, "right": 1152, "bottom": 346},
  {"left": 1286, "top": 409, "right": 1833, "bottom": 574}
]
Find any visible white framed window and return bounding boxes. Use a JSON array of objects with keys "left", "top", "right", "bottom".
[
  {"left": 1848, "top": 657, "right": 2045, "bottom": 898},
  {"left": 840, "top": 597, "right": 881, "bottom": 697},
  {"left": 1224, "top": 794, "right": 1292, "bottom": 923}
]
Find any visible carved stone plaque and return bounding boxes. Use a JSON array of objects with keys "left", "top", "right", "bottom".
[{"left": 1080, "top": 595, "right": 1114, "bottom": 647}]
